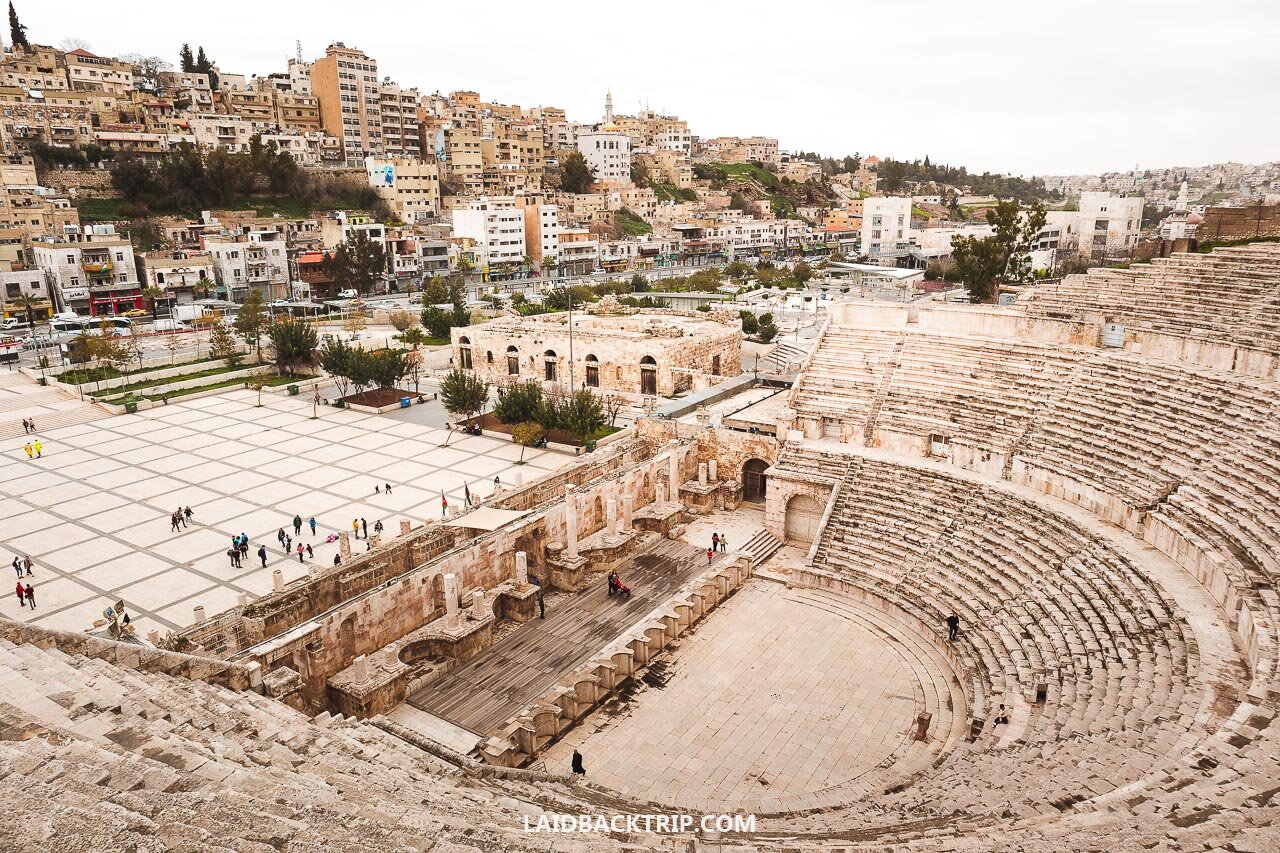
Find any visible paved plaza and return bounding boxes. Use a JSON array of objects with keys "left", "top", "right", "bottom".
[
  {"left": 543, "top": 580, "right": 944, "bottom": 811},
  {"left": 0, "top": 378, "right": 572, "bottom": 636}
]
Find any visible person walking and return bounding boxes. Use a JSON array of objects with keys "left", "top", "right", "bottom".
[
  {"left": 26, "top": 418, "right": 35, "bottom": 434},
  {"left": 11, "top": 557, "right": 21, "bottom": 579},
  {"left": 308, "top": 517, "right": 317, "bottom": 536},
  {"left": 277, "top": 527, "right": 286, "bottom": 546},
  {"left": 946, "top": 614, "right": 960, "bottom": 642},
  {"left": 571, "top": 749, "right": 585, "bottom": 776},
  {"left": 712, "top": 532, "right": 719, "bottom": 552},
  {"left": 293, "top": 514, "right": 302, "bottom": 536},
  {"left": 24, "top": 583, "right": 35, "bottom": 609},
  {"left": 176, "top": 507, "right": 187, "bottom": 529},
  {"left": 305, "top": 544, "right": 313, "bottom": 559},
  {"left": 384, "top": 483, "right": 392, "bottom": 494},
  {"left": 707, "top": 547, "right": 714, "bottom": 566},
  {"left": 170, "top": 512, "right": 181, "bottom": 533},
  {"left": 23, "top": 441, "right": 32, "bottom": 459},
  {"left": 184, "top": 506, "right": 194, "bottom": 524},
  {"left": 360, "top": 518, "right": 368, "bottom": 539},
  {"left": 33, "top": 438, "right": 41, "bottom": 458},
  {"left": 375, "top": 484, "right": 381, "bottom": 494},
  {"left": 15, "top": 581, "right": 24, "bottom": 607},
  {"left": 297, "top": 543, "right": 305, "bottom": 563},
  {"left": 493, "top": 475, "right": 501, "bottom": 492},
  {"left": 239, "top": 534, "right": 249, "bottom": 560},
  {"left": 373, "top": 519, "right": 383, "bottom": 536},
  {"left": 227, "top": 547, "right": 239, "bottom": 568},
  {"left": 22, "top": 555, "right": 32, "bottom": 577},
  {"left": 719, "top": 533, "right": 727, "bottom": 553},
  {"left": 284, "top": 534, "right": 292, "bottom": 554},
  {"left": 258, "top": 545, "right": 268, "bottom": 568},
  {"left": 20, "top": 418, "right": 29, "bottom": 434}
]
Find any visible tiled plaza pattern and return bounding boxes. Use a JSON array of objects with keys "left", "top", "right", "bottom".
[
  {"left": 0, "top": 379, "right": 570, "bottom": 636},
  {"left": 543, "top": 581, "right": 948, "bottom": 811}
]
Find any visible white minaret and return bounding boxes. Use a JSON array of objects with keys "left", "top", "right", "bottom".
[
  {"left": 604, "top": 90, "right": 613, "bottom": 125},
  {"left": 1175, "top": 181, "right": 1189, "bottom": 212}
]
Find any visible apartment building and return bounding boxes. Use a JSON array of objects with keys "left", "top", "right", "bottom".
[
  {"left": 202, "top": 230, "right": 290, "bottom": 301},
  {"left": 63, "top": 49, "right": 133, "bottom": 95},
  {"left": 861, "top": 196, "right": 912, "bottom": 262},
  {"left": 0, "top": 45, "right": 68, "bottom": 92},
  {"left": 0, "top": 88, "right": 95, "bottom": 151},
  {"left": 31, "top": 226, "right": 141, "bottom": 316},
  {"left": 138, "top": 251, "right": 215, "bottom": 306},
  {"left": 451, "top": 197, "right": 526, "bottom": 269},
  {"left": 309, "top": 43, "right": 382, "bottom": 166},
  {"left": 366, "top": 156, "right": 440, "bottom": 223},
  {"left": 218, "top": 88, "right": 275, "bottom": 124},
  {"left": 273, "top": 90, "right": 321, "bottom": 132},
  {"left": 557, "top": 227, "right": 598, "bottom": 275},
  {"left": 439, "top": 125, "right": 484, "bottom": 194},
  {"left": 156, "top": 71, "right": 214, "bottom": 112},
  {"left": 1076, "top": 191, "right": 1144, "bottom": 258},
  {"left": 577, "top": 126, "right": 631, "bottom": 186},
  {"left": 521, "top": 203, "right": 560, "bottom": 266},
  {"left": 0, "top": 267, "right": 52, "bottom": 321},
  {"left": 378, "top": 81, "right": 421, "bottom": 159}
]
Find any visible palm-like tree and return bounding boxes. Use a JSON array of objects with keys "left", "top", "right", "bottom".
[
  {"left": 13, "top": 293, "right": 41, "bottom": 333},
  {"left": 141, "top": 286, "right": 167, "bottom": 323}
]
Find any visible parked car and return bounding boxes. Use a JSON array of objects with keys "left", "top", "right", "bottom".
[
  {"left": 337, "top": 289, "right": 358, "bottom": 299},
  {"left": 153, "top": 319, "right": 190, "bottom": 333},
  {"left": 0, "top": 317, "right": 26, "bottom": 331}
]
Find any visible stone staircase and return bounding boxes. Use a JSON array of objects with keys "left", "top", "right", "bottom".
[{"left": 739, "top": 528, "right": 784, "bottom": 568}]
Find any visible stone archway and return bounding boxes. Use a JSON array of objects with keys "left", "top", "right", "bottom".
[
  {"left": 742, "top": 458, "right": 769, "bottom": 504},
  {"left": 784, "top": 494, "right": 824, "bottom": 546},
  {"left": 640, "top": 355, "right": 657, "bottom": 395}
]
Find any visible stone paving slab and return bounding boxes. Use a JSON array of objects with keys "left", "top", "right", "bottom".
[{"left": 0, "top": 377, "right": 572, "bottom": 637}]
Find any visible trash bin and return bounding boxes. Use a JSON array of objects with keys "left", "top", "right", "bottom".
[
  {"left": 124, "top": 400, "right": 138, "bottom": 414},
  {"left": 288, "top": 384, "right": 300, "bottom": 396},
  {"left": 399, "top": 396, "right": 411, "bottom": 409}
]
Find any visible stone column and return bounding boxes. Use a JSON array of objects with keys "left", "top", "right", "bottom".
[
  {"left": 399, "top": 519, "right": 411, "bottom": 537},
  {"left": 669, "top": 450, "right": 680, "bottom": 493},
  {"left": 564, "top": 485, "right": 578, "bottom": 559},
  {"left": 272, "top": 569, "right": 284, "bottom": 592},
  {"left": 472, "top": 589, "right": 487, "bottom": 618},
  {"left": 443, "top": 573, "right": 460, "bottom": 628},
  {"left": 623, "top": 494, "right": 634, "bottom": 531},
  {"left": 339, "top": 531, "right": 352, "bottom": 561},
  {"left": 369, "top": 533, "right": 381, "bottom": 549},
  {"left": 352, "top": 654, "right": 368, "bottom": 683},
  {"left": 385, "top": 644, "right": 398, "bottom": 667},
  {"left": 657, "top": 478, "right": 668, "bottom": 507},
  {"left": 192, "top": 605, "right": 205, "bottom": 623},
  {"left": 698, "top": 462, "right": 708, "bottom": 485},
  {"left": 515, "top": 551, "right": 529, "bottom": 586},
  {"left": 147, "top": 629, "right": 161, "bottom": 645},
  {"left": 709, "top": 459, "right": 718, "bottom": 482},
  {"left": 606, "top": 499, "right": 618, "bottom": 538}
]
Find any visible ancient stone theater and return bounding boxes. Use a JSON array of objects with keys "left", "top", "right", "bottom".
[{"left": 2, "top": 244, "right": 1279, "bottom": 851}]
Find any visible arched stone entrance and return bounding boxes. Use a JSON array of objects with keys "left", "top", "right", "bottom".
[
  {"left": 640, "top": 355, "right": 657, "bottom": 395},
  {"left": 742, "top": 458, "right": 769, "bottom": 504},
  {"left": 784, "top": 494, "right": 824, "bottom": 545}
]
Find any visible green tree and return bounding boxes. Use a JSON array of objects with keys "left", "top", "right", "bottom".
[
  {"left": 630, "top": 160, "right": 650, "bottom": 187},
  {"left": 738, "top": 310, "right": 758, "bottom": 335},
  {"left": 268, "top": 315, "right": 318, "bottom": 375},
  {"left": 317, "top": 338, "right": 355, "bottom": 400},
  {"left": 492, "top": 381, "right": 543, "bottom": 424},
  {"left": 421, "top": 306, "right": 452, "bottom": 339},
  {"left": 559, "top": 151, "right": 596, "bottom": 194},
  {"left": 368, "top": 348, "right": 409, "bottom": 389},
  {"left": 388, "top": 308, "right": 413, "bottom": 333},
  {"left": 629, "top": 273, "right": 649, "bottom": 292},
  {"left": 792, "top": 261, "right": 815, "bottom": 287},
  {"left": 141, "top": 285, "right": 167, "bottom": 322},
  {"left": 347, "top": 348, "right": 374, "bottom": 397},
  {"left": 179, "top": 43, "right": 194, "bottom": 73},
  {"left": 194, "top": 46, "right": 217, "bottom": 91},
  {"left": 233, "top": 290, "right": 269, "bottom": 358},
  {"left": 209, "top": 319, "right": 239, "bottom": 367},
  {"left": 950, "top": 199, "right": 1046, "bottom": 303},
  {"left": 558, "top": 388, "right": 605, "bottom": 446},
  {"left": 13, "top": 292, "right": 40, "bottom": 334},
  {"left": 439, "top": 368, "right": 489, "bottom": 445},
  {"left": 8, "top": 2, "right": 28, "bottom": 50},
  {"left": 331, "top": 229, "right": 388, "bottom": 296},
  {"left": 725, "top": 260, "right": 752, "bottom": 286},
  {"left": 511, "top": 422, "right": 543, "bottom": 463},
  {"left": 756, "top": 322, "right": 778, "bottom": 343}
]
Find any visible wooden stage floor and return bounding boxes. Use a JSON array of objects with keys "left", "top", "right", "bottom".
[{"left": 407, "top": 535, "right": 723, "bottom": 735}]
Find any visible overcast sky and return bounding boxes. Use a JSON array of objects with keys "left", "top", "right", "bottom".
[{"left": 25, "top": 0, "right": 1279, "bottom": 176}]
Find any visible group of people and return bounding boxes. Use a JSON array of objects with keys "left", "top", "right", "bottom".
[
  {"left": 227, "top": 534, "right": 251, "bottom": 568},
  {"left": 19, "top": 418, "right": 37, "bottom": 434},
  {"left": 11, "top": 555, "right": 35, "bottom": 610},
  {"left": 351, "top": 517, "right": 381, "bottom": 540},
  {"left": 21, "top": 438, "right": 43, "bottom": 459},
  {"left": 169, "top": 506, "right": 194, "bottom": 533}
]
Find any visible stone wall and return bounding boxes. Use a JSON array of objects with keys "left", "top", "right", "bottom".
[
  {"left": 1198, "top": 204, "right": 1280, "bottom": 243},
  {"left": 0, "top": 618, "right": 261, "bottom": 692},
  {"left": 38, "top": 167, "right": 117, "bottom": 197}
]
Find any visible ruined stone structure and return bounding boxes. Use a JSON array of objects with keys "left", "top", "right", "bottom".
[{"left": 451, "top": 308, "right": 742, "bottom": 397}]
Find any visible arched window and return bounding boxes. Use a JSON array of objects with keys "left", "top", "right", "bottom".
[
  {"left": 458, "top": 336, "right": 472, "bottom": 370},
  {"left": 506, "top": 345, "right": 519, "bottom": 376},
  {"left": 486, "top": 350, "right": 493, "bottom": 364},
  {"left": 585, "top": 354, "right": 599, "bottom": 387},
  {"left": 543, "top": 349, "right": 558, "bottom": 382}
]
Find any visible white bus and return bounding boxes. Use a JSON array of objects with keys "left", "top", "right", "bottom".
[{"left": 49, "top": 316, "right": 135, "bottom": 336}]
